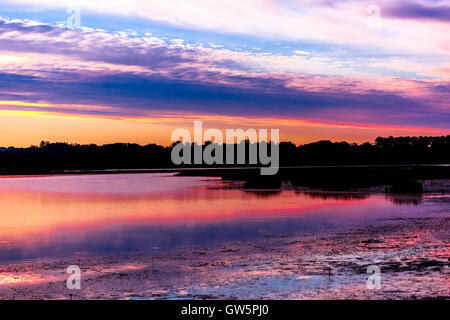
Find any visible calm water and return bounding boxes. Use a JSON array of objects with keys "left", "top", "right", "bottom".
[{"left": 0, "top": 173, "right": 447, "bottom": 263}]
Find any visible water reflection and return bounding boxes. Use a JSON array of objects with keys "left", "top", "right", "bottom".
[
  {"left": 388, "top": 195, "right": 423, "bottom": 206},
  {"left": 0, "top": 173, "right": 443, "bottom": 263},
  {"left": 295, "top": 191, "right": 370, "bottom": 202},
  {"left": 242, "top": 190, "right": 282, "bottom": 198}
]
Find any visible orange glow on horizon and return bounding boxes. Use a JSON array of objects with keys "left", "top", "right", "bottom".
[{"left": 0, "top": 100, "right": 449, "bottom": 147}]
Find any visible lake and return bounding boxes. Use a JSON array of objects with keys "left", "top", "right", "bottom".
[{"left": 0, "top": 173, "right": 447, "bottom": 263}]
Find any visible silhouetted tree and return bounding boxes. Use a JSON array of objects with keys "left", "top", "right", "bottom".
[{"left": 0, "top": 135, "right": 448, "bottom": 172}]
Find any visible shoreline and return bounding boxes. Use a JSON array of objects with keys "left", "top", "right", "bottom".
[
  {"left": 1, "top": 165, "right": 450, "bottom": 193},
  {"left": 0, "top": 163, "right": 449, "bottom": 176}
]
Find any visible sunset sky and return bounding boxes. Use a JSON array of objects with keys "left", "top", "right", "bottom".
[{"left": 0, "top": 0, "right": 449, "bottom": 147}]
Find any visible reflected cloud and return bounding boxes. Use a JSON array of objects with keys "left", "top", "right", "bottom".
[{"left": 0, "top": 174, "right": 442, "bottom": 263}]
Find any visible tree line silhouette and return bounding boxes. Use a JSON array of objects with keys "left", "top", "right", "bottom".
[{"left": 0, "top": 135, "right": 449, "bottom": 172}]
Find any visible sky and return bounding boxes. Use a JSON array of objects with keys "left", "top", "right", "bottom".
[{"left": 0, "top": 0, "right": 449, "bottom": 147}]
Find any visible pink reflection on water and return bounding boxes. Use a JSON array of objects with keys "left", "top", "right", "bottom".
[
  {"left": 0, "top": 173, "right": 433, "bottom": 262},
  {"left": 0, "top": 174, "right": 375, "bottom": 236}
]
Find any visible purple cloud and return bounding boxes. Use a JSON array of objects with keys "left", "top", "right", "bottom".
[
  {"left": 0, "top": 18, "right": 449, "bottom": 130},
  {"left": 385, "top": 2, "right": 450, "bottom": 22}
]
